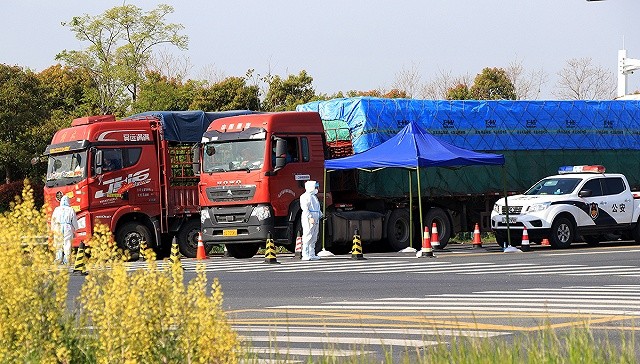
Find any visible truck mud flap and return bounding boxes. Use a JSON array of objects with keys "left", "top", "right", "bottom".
[{"left": 330, "top": 211, "right": 383, "bottom": 243}]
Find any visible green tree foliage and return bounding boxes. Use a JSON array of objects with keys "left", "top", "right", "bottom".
[
  {"left": 346, "top": 89, "right": 409, "bottom": 98},
  {"left": 0, "top": 65, "right": 49, "bottom": 183},
  {"left": 446, "top": 84, "right": 472, "bottom": 100},
  {"left": 133, "top": 71, "right": 193, "bottom": 112},
  {"left": 469, "top": 67, "right": 516, "bottom": 100},
  {"left": 190, "top": 76, "right": 260, "bottom": 111},
  {"left": 57, "top": 4, "right": 188, "bottom": 115},
  {"left": 262, "top": 70, "right": 315, "bottom": 111}
]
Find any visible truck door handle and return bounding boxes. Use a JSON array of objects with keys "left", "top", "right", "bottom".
[
  {"left": 599, "top": 201, "right": 607, "bottom": 205},
  {"left": 625, "top": 199, "right": 631, "bottom": 202}
]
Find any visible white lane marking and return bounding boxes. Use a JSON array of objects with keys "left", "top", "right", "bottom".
[
  {"left": 241, "top": 335, "right": 439, "bottom": 348},
  {"left": 232, "top": 325, "right": 507, "bottom": 338}
]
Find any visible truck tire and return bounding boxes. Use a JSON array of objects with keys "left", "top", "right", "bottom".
[
  {"left": 549, "top": 216, "right": 575, "bottom": 249},
  {"left": 494, "top": 230, "right": 507, "bottom": 248},
  {"left": 632, "top": 221, "right": 640, "bottom": 243},
  {"left": 116, "top": 222, "right": 152, "bottom": 255},
  {"left": 425, "top": 208, "right": 451, "bottom": 249},
  {"left": 226, "top": 243, "right": 260, "bottom": 259},
  {"left": 386, "top": 208, "right": 412, "bottom": 251},
  {"left": 176, "top": 219, "right": 201, "bottom": 258}
]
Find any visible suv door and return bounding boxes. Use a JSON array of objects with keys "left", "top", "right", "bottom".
[{"left": 603, "top": 177, "right": 633, "bottom": 224}]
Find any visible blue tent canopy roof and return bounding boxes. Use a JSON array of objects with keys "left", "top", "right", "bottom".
[{"left": 325, "top": 121, "right": 505, "bottom": 170}]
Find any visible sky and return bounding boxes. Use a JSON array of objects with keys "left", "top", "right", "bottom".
[{"left": 1, "top": 0, "right": 639, "bottom": 99}]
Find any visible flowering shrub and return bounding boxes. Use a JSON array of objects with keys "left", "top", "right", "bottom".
[{"left": 0, "top": 181, "right": 239, "bottom": 363}]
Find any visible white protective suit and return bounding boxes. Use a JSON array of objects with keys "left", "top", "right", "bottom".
[
  {"left": 300, "top": 180, "right": 322, "bottom": 260},
  {"left": 51, "top": 195, "right": 78, "bottom": 265}
]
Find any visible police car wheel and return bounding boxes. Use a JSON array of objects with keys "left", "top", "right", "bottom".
[{"left": 550, "top": 216, "right": 574, "bottom": 249}]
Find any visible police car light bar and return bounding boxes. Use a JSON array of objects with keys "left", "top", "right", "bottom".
[{"left": 558, "top": 165, "right": 606, "bottom": 174}]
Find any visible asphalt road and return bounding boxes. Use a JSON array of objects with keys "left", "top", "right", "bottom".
[{"left": 68, "top": 240, "right": 640, "bottom": 362}]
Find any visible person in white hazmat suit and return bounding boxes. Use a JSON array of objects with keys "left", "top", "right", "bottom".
[
  {"left": 51, "top": 195, "right": 78, "bottom": 265},
  {"left": 300, "top": 180, "right": 322, "bottom": 261}
]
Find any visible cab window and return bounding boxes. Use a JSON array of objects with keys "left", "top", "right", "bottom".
[
  {"left": 581, "top": 179, "right": 603, "bottom": 197},
  {"left": 301, "top": 137, "right": 310, "bottom": 162},
  {"left": 603, "top": 177, "right": 625, "bottom": 195}
]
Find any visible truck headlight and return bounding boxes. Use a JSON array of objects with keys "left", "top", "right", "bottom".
[
  {"left": 251, "top": 206, "right": 271, "bottom": 221},
  {"left": 77, "top": 216, "right": 86, "bottom": 229},
  {"left": 200, "top": 209, "right": 210, "bottom": 224},
  {"left": 527, "top": 202, "right": 550, "bottom": 213}
]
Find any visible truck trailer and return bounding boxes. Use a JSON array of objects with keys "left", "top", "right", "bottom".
[
  {"left": 197, "top": 98, "right": 640, "bottom": 257},
  {"left": 43, "top": 110, "right": 253, "bottom": 257}
]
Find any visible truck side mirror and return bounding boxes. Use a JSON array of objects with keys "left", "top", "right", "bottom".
[
  {"left": 192, "top": 144, "right": 201, "bottom": 177},
  {"left": 95, "top": 149, "right": 103, "bottom": 175},
  {"left": 274, "top": 138, "right": 287, "bottom": 170}
]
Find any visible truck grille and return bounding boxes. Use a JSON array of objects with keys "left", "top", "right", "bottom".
[
  {"left": 501, "top": 206, "right": 523, "bottom": 215},
  {"left": 206, "top": 186, "right": 256, "bottom": 202}
]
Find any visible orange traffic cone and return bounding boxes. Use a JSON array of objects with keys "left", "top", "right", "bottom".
[
  {"left": 541, "top": 238, "right": 551, "bottom": 246},
  {"left": 431, "top": 223, "right": 440, "bottom": 249},
  {"left": 196, "top": 232, "right": 208, "bottom": 260},
  {"left": 417, "top": 226, "right": 435, "bottom": 258},
  {"left": 293, "top": 231, "right": 303, "bottom": 259},
  {"left": 472, "top": 223, "right": 483, "bottom": 249},
  {"left": 521, "top": 227, "right": 531, "bottom": 252}
]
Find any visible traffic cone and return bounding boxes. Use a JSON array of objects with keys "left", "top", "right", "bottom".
[
  {"left": 168, "top": 236, "right": 180, "bottom": 266},
  {"left": 293, "top": 231, "right": 303, "bottom": 259},
  {"left": 196, "top": 232, "right": 208, "bottom": 260},
  {"left": 520, "top": 227, "right": 531, "bottom": 252},
  {"left": 541, "top": 238, "right": 551, "bottom": 246},
  {"left": 351, "top": 228, "right": 366, "bottom": 260},
  {"left": 431, "top": 223, "right": 440, "bottom": 249},
  {"left": 417, "top": 226, "right": 435, "bottom": 258},
  {"left": 264, "top": 232, "right": 279, "bottom": 264},
  {"left": 223, "top": 244, "right": 230, "bottom": 258},
  {"left": 472, "top": 223, "right": 483, "bottom": 249},
  {"left": 139, "top": 240, "right": 149, "bottom": 261},
  {"left": 72, "top": 241, "right": 88, "bottom": 276}
]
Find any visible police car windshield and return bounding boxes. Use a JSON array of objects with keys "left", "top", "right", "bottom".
[{"left": 524, "top": 178, "right": 581, "bottom": 196}]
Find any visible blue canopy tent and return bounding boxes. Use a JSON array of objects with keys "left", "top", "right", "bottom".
[{"left": 323, "top": 121, "right": 505, "bottom": 247}]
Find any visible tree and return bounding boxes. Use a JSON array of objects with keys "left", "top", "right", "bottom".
[
  {"left": 421, "top": 69, "right": 472, "bottom": 99},
  {"left": 446, "top": 84, "right": 472, "bottom": 100},
  {"left": 262, "top": 71, "right": 316, "bottom": 112},
  {"left": 553, "top": 57, "right": 615, "bottom": 100},
  {"left": 38, "top": 64, "right": 97, "bottom": 117},
  {"left": 190, "top": 76, "right": 260, "bottom": 111},
  {"left": 57, "top": 4, "right": 188, "bottom": 115},
  {"left": 346, "top": 88, "right": 409, "bottom": 98},
  {"left": 132, "top": 71, "right": 193, "bottom": 112},
  {"left": 469, "top": 67, "right": 516, "bottom": 100},
  {"left": 504, "top": 59, "right": 547, "bottom": 100},
  {"left": 392, "top": 64, "right": 422, "bottom": 98},
  {"left": 0, "top": 64, "right": 49, "bottom": 183}
]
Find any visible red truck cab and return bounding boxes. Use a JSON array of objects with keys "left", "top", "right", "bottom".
[{"left": 198, "top": 112, "right": 329, "bottom": 258}]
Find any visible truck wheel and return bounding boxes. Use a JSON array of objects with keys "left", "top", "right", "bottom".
[
  {"left": 425, "top": 208, "right": 451, "bottom": 249},
  {"left": 632, "top": 221, "right": 640, "bottom": 243},
  {"left": 550, "top": 216, "right": 574, "bottom": 248},
  {"left": 386, "top": 208, "right": 412, "bottom": 251},
  {"left": 494, "top": 231, "right": 507, "bottom": 248},
  {"left": 116, "top": 222, "right": 152, "bottom": 255},
  {"left": 176, "top": 219, "right": 200, "bottom": 258},
  {"left": 226, "top": 243, "right": 260, "bottom": 259}
]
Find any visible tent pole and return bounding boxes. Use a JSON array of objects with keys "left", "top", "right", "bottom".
[
  {"left": 409, "top": 170, "right": 413, "bottom": 248},
  {"left": 417, "top": 167, "right": 424, "bottom": 237},
  {"left": 502, "top": 166, "right": 511, "bottom": 248},
  {"left": 322, "top": 168, "right": 327, "bottom": 250}
]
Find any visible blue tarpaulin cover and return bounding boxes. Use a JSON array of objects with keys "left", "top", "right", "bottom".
[
  {"left": 127, "top": 110, "right": 256, "bottom": 143},
  {"left": 297, "top": 98, "right": 640, "bottom": 153},
  {"left": 325, "top": 121, "right": 504, "bottom": 170}
]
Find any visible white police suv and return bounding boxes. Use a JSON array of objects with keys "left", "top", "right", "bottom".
[{"left": 491, "top": 165, "right": 640, "bottom": 248}]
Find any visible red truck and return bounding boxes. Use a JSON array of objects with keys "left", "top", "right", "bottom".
[
  {"left": 198, "top": 111, "right": 423, "bottom": 258},
  {"left": 43, "top": 111, "right": 252, "bottom": 257}
]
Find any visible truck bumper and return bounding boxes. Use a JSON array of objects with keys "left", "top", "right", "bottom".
[
  {"left": 200, "top": 205, "right": 274, "bottom": 245},
  {"left": 490, "top": 212, "right": 551, "bottom": 242}
]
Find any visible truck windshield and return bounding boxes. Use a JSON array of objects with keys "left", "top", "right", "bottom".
[
  {"left": 202, "top": 140, "right": 266, "bottom": 173},
  {"left": 524, "top": 178, "right": 581, "bottom": 195},
  {"left": 46, "top": 151, "right": 87, "bottom": 186}
]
